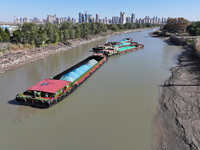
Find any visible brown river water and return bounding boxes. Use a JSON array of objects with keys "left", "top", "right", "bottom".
[{"left": 0, "top": 29, "right": 183, "bottom": 150}]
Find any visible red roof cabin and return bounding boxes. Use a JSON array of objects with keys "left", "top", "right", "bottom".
[{"left": 27, "top": 79, "right": 71, "bottom": 93}]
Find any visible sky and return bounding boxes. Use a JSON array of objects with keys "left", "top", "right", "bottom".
[{"left": 0, "top": 0, "right": 199, "bottom": 22}]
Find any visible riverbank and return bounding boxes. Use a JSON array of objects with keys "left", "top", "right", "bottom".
[
  {"left": 148, "top": 29, "right": 170, "bottom": 40},
  {"left": 0, "top": 28, "right": 150, "bottom": 73},
  {"left": 151, "top": 31, "right": 200, "bottom": 149}
]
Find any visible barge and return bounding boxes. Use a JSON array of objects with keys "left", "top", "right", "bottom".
[
  {"left": 16, "top": 54, "right": 107, "bottom": 108},
  {"left": 92, "top": 38, "right": 132, "bottom": 52},
  {"left": 100, "top": 42, "right": 144, "bottom": 56}
]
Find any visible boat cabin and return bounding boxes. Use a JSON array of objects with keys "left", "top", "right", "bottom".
[{"left": 23, "top": 79, "right": 71, "bottom": 99}]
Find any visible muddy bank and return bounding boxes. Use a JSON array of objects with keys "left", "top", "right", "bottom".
[
  {"left": 148, "top": 29, "right": 170, "bottom": 40},
  {"left": 154, "top": 44, "right": 200, "bottom": 150},
  {"left": 0, "top": 28, "right": 150, "bottom": 73},
  {"left": 0, "top": 34, "right": 107, "bottom": 73}
]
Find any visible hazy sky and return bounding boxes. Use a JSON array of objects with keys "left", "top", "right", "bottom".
[{"left": 1, "top": 0, "right": 199, "bottom": 22}]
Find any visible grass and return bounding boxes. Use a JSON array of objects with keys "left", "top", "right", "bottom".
[{"left": 0, "top": 43, "right": 36, "bottom": 53}]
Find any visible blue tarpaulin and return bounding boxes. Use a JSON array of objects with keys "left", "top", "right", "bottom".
[
  {"left": 114, "top": 42, "right": 130, "bottom": 48},
  {"left": 119, "top": 39, "right": 128, "bottom": 43},
  {"left": 60, "top": 59, "right": 98, "bottom": 82}
]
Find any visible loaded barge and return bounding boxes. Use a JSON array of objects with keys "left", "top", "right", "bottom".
[
  {"left": 92, "top": 38, "right": 133, "bottom": 52},
  {"left": 16, "top": 54, "right": 107, "bottom": 108},
  {"left": 100, "top": 42, "right": 144, "bottom": 57}
]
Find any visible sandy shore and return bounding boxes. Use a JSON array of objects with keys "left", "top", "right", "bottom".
[
  {"left": 0, "top": 28, "right": 150, "bottom": 73},
  {"left": 150, "top": 31, "right": 200, "bottom": 150}
]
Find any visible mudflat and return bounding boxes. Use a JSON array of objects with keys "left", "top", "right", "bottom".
[{"left": 155, "top": 45, "right": 200, "bottom": 150}]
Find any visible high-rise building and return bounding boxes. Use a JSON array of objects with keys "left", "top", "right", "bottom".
[
  {"left": 47, "top": 15, "right": 56, "bottom": 23},
  {"left": 82, "top": 14, "right": 85, "bottom": 23},
  {"left": 57, "top": 17, "right": 67, "bottom": 24},
  {"left": 89, "top": 14, "right": 93, "bottom": 22},
  {"left": 20, "top": 18, "right": 23, "bottom": 22},
  {"left": 79, "top": 13, "right": 82, "bottom": 23},
  {"left": 84, "top": 14, "right": 89, "bottom": 23},
  {"left": 120, "top": 12, "right": 126, "bottom": 24},
  {"left": 99, "top": 19, "right": 103, "bottom": 23},
  {"left": 144, "top": 16, "right": 150, "bottom": 23},
  {"left": 112, "top": 16, "right": 119, "bottom": 24},
  {"left": 39, "top": 19, "right": 44, "bottom": 24},
  {"left": 131, "top": 13, "right": 135, "bottom": 23},
  {"left": 96, "top": 14, "right": 99, "bottom": 22},
  {"left": 126, "top": 17, "right": 131, "bottom": 23},
  {"left": 23, "top": 17, "right": 30, "bottom": 22},
  {"left": 33, "top": 17, "right": 39, "bottom": 21},
  {"left": 15, "top": 17, "right": 20, "bottom": 23},
  {"left": 122, "top": 12, "right": 126, "bottom": 24}
]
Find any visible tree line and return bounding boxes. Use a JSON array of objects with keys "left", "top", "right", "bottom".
[
  {"left": 0, "top": 22, "right": 158, "bottom": 47},
  {"left": 163, "top": 17, "right": 200, "bottom": 36}
]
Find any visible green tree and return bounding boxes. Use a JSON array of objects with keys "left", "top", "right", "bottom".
[
  {"left": 5, "top": 28, "right": 10, "bottom": 38},
  {"left": 13, "top": 30, "right": 22, "bottom": 43},
  {"left": 81, "top": 23, "right": 90, "bottom": 38},
  {"left": 106, "top": 24, "right": 112, "bottom": 30},
  {"left": 136, "top": 23, "right": 142, "bottom": 28},
  {"left": 45, "top": 23, "right": 59, "bottom": 43},
  {"left": 0, "top": 35, "right": 2, "bottom": 42},
  {"left": 129, "top": 23, "right": 137, "bottom": 29},
  {"left": 69, "top": 29, "right": 75, "bottom": 39},
  {"left": 110, "top": 24, "right": 119, "bottom": 31},
  {"left": 163, "top": 18, "right": 190, "bottom": 33},
  {"left": 123, "top": 23, "right": 130, "bottom": 29},
  {"left": 187, "top": 21, "right": 200, "bottom": 36},
  {"left": 102, "top": 24, "right": 108, "bottom": 32},
  {"left": 59, "top": 30, "right": 64, "bottom": 42},
  {"left": 90, "top": 22, "right": 96, "bottom": 35},
  {"left": 146, "top": 23, "right": 152, "bottom": 28},
  {"left": 74, "top": 24, "right": 81, "bottom": 38},
  {"left": 63, "top": 29, "right": 70, "bottom": 41},
  {"left": 0, "top": 28, "right": 10, "bottom": 42},
  {"left": 34, "top": 26, "right": 47, "bottom": 46},
  {"left": 60, "top": 22, "right": 71, "bottom": 30},
  {"left": 117, "top": 24, "right": 124, "bottom": 30},
  {"left": 21, "top": 22, "right": 38, "bottom": 44},
  {"left": 95, "top": 23, "right": 104, "bottom": 34}
]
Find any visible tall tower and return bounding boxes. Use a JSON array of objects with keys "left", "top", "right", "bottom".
[
  {"left": 120, "top": 12, "right": 123, "bottom": 24},
  {"left": 79, "top": 13, "right": 82, "bottom": 23},
  {"left": 122, "top": 12, "right": 126, "bottom": 24},
  {"left": 120, "top": 12, "right": 126, "bottom": 24},
  {"left": 131, "top": 13, "right": 135, "bottom": 23},
  {"left": 96, "top": 14, "right": 99, "bottom": 22},
  {"left": 82, "top": 14, "right": 85, "bottom": 23}
]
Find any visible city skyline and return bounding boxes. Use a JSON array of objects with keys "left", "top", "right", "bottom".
[
  {"left": 13, "top": 12, "right": 169, "bottom": 25},
  {"left": 1, "top": 0, "right": 199, "bottom": 22}
]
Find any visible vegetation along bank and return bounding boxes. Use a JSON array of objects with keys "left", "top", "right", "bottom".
[{"left": 0, "top": 22, "right": 158, "bottom": 73}]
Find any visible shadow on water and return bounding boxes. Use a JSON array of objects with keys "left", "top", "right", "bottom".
[{"left": 8, "top": 99, "right": 20, "bottom": 105}]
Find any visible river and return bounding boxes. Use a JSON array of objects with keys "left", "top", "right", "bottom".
[{"left": 0, "top": 29, "right": 183, "bottom": 150}]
